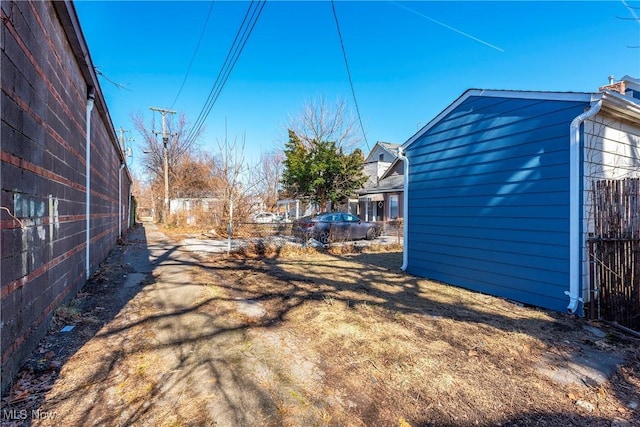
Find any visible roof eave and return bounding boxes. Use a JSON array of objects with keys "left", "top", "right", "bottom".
[
  {"left": 401, "top": 89, "right": 596, "bottom": 151},
  {"left": 600, "top": 91, "right": 640, "bottom": 122},
  {"left": 52, "top": 1, "right": 126, "bottom": 166},
  {"left": 379, "top": 157, "right": 403, "bottom": 180}
]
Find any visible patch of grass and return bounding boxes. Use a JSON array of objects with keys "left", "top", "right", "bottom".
[
  {"left": 230, "top": 237, "right": 403, "bottom": 259},
  {"left": 231, "top": 240, "right": 323, "bottom": 259},
  {"left": 50, "top": 303, "right": 83, "bottom": 330},
  {"left": 199, "top": 252, "right": 638, "bottom": 426},
  {"left": 327, "top": 242, "right": 403, "bottom": 255},
  {"left": 27, "top": 229, "right": 638, "bottom": 427}
]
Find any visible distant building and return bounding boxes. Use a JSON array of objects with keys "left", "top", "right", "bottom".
[
  {"left": 169, "top": 197, "right": 220, "bottom": 225},
  {"left": 357, "top": 142, "right": 404, "bottom": 222},
  {"left": 276, "top": 199, "right": 317, "bottom": 220}
]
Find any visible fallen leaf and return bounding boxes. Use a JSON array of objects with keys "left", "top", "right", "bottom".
[{"left": 10, "top": 390, "right": 29, "bottom": 404}]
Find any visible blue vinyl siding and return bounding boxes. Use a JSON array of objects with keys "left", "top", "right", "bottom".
[{"left": 405, "top": 95, "right": 590, "bottom": 312}]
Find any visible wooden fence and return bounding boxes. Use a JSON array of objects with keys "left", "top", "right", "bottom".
[{"left": 588, "top": 178, "right": 640, "bottom": 330}]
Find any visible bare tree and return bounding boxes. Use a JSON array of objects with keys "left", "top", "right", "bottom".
[
  {"left": 130, "top": 171, "right": 154, "bottom": 219},
  {"left": 132, "top": 112, "right": 203, "bottom": 221},
  {"left": 132, "top": 112, "right": 201, "bottom": 184},
  {"left": 173, "top": 151, "right": 221, "bottom": 198},
  {"left": 210, "top": 133, "right": 258, "bottom": 231},
  {"left": 287, "top": 96, "right": 362, "bottom": 151},
  {"left": 281, "top": 97, "right": 367, "bottom": 212},
  {"left": 255, "top": 150, "right": 285, "bottom": 211}
]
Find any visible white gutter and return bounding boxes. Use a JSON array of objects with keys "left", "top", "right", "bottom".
[
  {"left": 566, "top": 99, "right": 602, "bottom": 314},
  {"left": 397, "top": 147, "right": 409, "bottom": 271},
  {"left": 127, "top": 188, "right": 132, "bottom": 229},
  {"left": 118, "top": 163, "right": 125, "bottom": 237},
  {"left": 85, "top": 90, "right": 95, "bottom": 278}
]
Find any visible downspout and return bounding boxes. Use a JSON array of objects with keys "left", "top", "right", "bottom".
[
  {"left": 128, "top": 188, "right": 132, "bottom": 228},
  {"left": 85, "top": 89, "right": 95, "bottom": 279},
  {"left": 118, "top": 163, "right": 125, "bottom": 237},
  {"left": 397, "top": 147, "right": 409, "bottom": 271},
  {"left": 566, "top": 99, "right": 602, "bottom": 314}
]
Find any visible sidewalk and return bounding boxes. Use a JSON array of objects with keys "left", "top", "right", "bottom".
[{"left": 2, "top": 221, "right": 268, "bottom": 426}]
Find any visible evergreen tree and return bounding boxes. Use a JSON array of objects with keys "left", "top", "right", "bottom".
[{"left": 282, "top": 130, "right": 366, "bottom": 211}]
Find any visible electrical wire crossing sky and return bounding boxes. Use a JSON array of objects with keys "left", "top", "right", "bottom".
[{"left": 74, "top": 1, "right": 640, "bottom": 175}]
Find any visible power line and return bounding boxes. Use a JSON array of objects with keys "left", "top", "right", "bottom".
[
  {"left": 330, "top": 0, "right": 370, "bottom": 152},
  {"left": 184, "top": 0, "right": 267, "bottom": 147},
  {"left": 95, "top": 66, "right": 131, "bottom": 91},
  {"left": 388, "top": 0, "right": 504, "bottom": 52},
  {"left": 621, "top": 0, "right": 640, "bottom": 52},
  {"left": 185, "top": 0, "right": 265, "bottom": 146},
  {"left": 184, "top": 1, "right": 260, "bottom": 145},
  {"left": 170, "top": 1, "right": 216, "bottom": 110}
]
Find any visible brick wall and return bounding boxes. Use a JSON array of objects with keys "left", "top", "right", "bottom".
[{"left": 0, "top": 1, "right": 132, "bottom": 391}]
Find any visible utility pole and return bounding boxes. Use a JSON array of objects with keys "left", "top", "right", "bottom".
[
  {"left": 149, "top": 107, "right": 176, "bottom": 223},
  {"left": 118, "top": 128, "right": 129, "bottom": 154},
  {"left": 118, "top": 128, "right": 134, "bottom": 163}
]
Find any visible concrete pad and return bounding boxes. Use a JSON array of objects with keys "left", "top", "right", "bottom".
[
  {"left": 180, "top": 238, "right": 242, "bottom": 253},
  {"left": 583, "top": 325, "right": 608, "bottom": 339},
  {"left": 537, "top": 347, "right": 625, "bottom": 387},
  {"left": 236, "top": 300, "right": 266, "bottom": 318},
  {"left": 123, "top": 272, "right": 148, "bottom": 289}
]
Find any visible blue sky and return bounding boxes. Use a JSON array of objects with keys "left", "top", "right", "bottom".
[{"left": 74, "top": 1, "right": 640, "bottom": 174}]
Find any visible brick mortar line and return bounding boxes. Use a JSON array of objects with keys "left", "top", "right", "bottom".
[
  {"left": 2, "top": 6, "right": 85, "bottom": 139},
  {"left": 1, "top": 151, "right": 124, "bottom": 206},
  {"left": 1, "top": 270, "right": 82, "bottom": 365},
  {"left": 1, "top": 83, "right": 86, "bottom": 166},
  {"left": 1, "top": 222, "right": 118, "bottom": 300}
]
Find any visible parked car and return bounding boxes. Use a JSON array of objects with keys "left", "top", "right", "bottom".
[
  {"left": 292, "top": 212, "right": 381, "bottom": 244},
  {"left": 253, "top": 212, "right": 281, "bottom": 223}
]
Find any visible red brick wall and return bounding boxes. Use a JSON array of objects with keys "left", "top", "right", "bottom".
[{"left": 0, "top": 1, "right": 132, "bottom": 390}]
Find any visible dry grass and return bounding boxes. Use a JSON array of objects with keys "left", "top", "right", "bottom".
[
  {"left": 10, "top": 229, "right": 637, "bottom": 427},
  {"left": 50, "top": 304, "right": 83, "bottom": 330},
  {"left": 197, "top": 249, "right": 639, "bottom": 426}
]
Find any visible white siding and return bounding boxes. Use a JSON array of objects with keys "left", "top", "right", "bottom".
[{"left": 581, "top": 116, "right": 640, "bottom": 301}]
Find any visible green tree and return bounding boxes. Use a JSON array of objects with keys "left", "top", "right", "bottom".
[{"left": 282, "top": 130, "right": 366, "bottom": 211}]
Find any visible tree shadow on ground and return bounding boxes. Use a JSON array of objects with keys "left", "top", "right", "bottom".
[
  {"left": 3, "top": 227, "right": 638, "bottom": 426},
  {"left": 6, "top": 224, "right": 277, "bottom": 426},
  {"left": 203, "top": 245, "right": 639, "bottom": 426}
]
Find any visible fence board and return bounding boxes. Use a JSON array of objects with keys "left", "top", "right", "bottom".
[{"left": 589, "top": 178, "right": 640, "bottom": 331}]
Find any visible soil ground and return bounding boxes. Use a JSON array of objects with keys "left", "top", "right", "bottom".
[{"left": 1, "top": 221, "right": 639, "bottom": 426}]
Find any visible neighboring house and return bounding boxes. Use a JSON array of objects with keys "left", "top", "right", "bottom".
[
  {"left": 170, "top": 193, "right": 270, "bottom": 224},
  {"left": 1, "top": 1, "right": 133, "bottom": 390},
  {"left": 170, "top": 197, "right": 220, "bottom": 225},
  {"left": 400, "top": 76, "right": 640, "bottom": 316},
  {"left": 276, "top": 199, "right": 317, "bottom": 220},
  {"left": 357, "top": 142, "right": 405, "bottom": 222}
]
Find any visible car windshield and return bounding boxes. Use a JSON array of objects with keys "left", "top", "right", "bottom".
[{"left": 317, "top": 213, "right": 342, "bottom": 222}]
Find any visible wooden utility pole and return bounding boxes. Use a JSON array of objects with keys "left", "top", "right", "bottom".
[
  {"left": 149, "top": 107, "right": 176, "bottom": 223},
  {"left": 118, "top": 128, "right": 134, "bottom": 165}
]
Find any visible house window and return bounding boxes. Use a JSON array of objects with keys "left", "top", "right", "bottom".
[
  {"left": 389, "top": 195, "right": 399, "bottom": 219},
  {"left": 379, "top": 153, "right": 384, "bottom": 162}
]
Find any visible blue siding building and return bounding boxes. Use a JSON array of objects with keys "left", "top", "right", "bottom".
[{"left": 400, "top": 79, "right": 640, "bottom": 315}]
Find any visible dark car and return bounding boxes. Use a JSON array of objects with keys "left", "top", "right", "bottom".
[{"left": 292, "top": 212, "right": 381, "bottom": 244}]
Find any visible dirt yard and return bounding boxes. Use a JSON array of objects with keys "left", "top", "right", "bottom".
[{"left": 2, "top": 222, "right": 639, "bottom": 426}]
